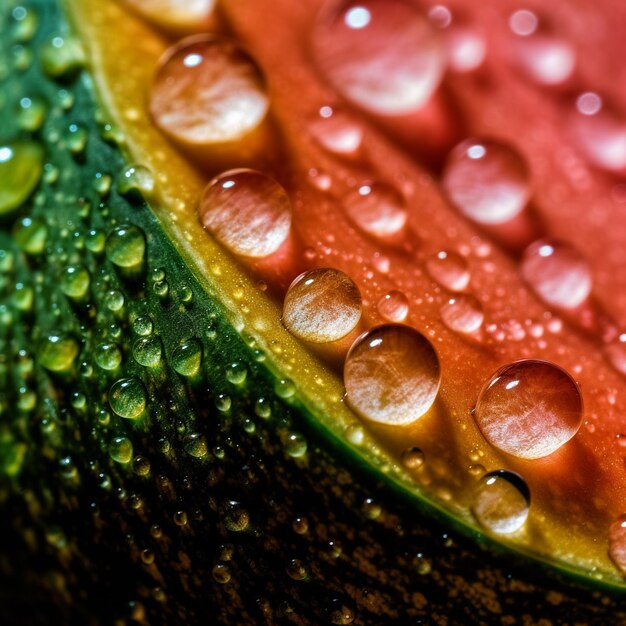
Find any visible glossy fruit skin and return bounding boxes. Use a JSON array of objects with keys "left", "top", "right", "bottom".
[{"left": 0, "top": 2, "right": 626, "bottom": 625}]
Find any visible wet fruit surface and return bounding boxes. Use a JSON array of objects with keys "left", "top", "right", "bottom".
[{"left": 4, "top": 0, "right": 626, "bottom": 623}]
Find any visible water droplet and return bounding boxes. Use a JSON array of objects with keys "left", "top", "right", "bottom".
[
  {"left": 184, "top": 433, "right": 208, "bottom": 458},
  {"left": 471, "top": 470, "right": 530, "bottom": 534},
  {"left": 109, "top": 436, "right": 133, "bottom": 464},
  {"left": 473, "top": 360, "right": 583, "bottom": 459},
  {"left": 445, "top": 25, "right": 486, "bottom": 73},
  {"left": 224, "top": 501, "right": 249, "bottom": 531},
  {"left": 93, "top": 172, "right": 112, "bottom": 198},
  {"left": 570, "top": 92, "right": 626, "bottom": 173},
  {"left": 311, "top": 0, "right": 444, "bottom": 114},
  {"left": 104, "top": 289, "right": 125, "bottom": 312},
  {"left": 150, "top": 35, "right": 268, "bottom": 144},
  {"left": 60, "top": 264, "right": 90, "bottom": 299},
  {"left": 11, "top": 6, "right": 38, "bottom": 42},
  {"left": 286, "top": 558, "right": 308, "bottom": 581},
  {"left": 343, "top": 182, "right": 407, "bottom": 238},
  {"left": 377, "top": 290, "right": 409, "bottom": 322},
  {"left": 16, "top": 96, "right": 47, "bottom": 132},
  {"left": 440, "top": 294, "right": 484, "bottom": 334},
  {"left": 609, "top": 515, "right": 626, "bottom": 574},
  {"left": 94, "top": 343, "right": 123, "bottom": 371},
  {"left": 38, "top": 333, "right": 79, "bottom": 372},
  {"left": 105, "top": 224, "right": 146, "bottom": 268},
  {"left": 442, "top": 139, "right": 531, "bottom": 224},
  {"left": 0, "top": 141, "right": 44, "bottom": 216},
  {"left": 225, "top": 361, "right": 247, "bottom": 384},
  {"left": 65, "top": 123, "right": 88, "bottom": 155},
  {"left": 133, "top": 336, "right": 163, "bottom": 367},
  {"left": 108, "top": 377, "right": 147, "bottom": 419},
  {"left": 172, "top": 339, "right": 203, "bottom": 376},
  {"left": 282, "top": 268, "right": 362, "bottom": 343},
  {"left": 520, "top": 240, "right": 592, "bottom": 309},
  {"left": 86, "top": 229, "right": 105, "bottom": 253},
  {"left": 284, "top": 432, "right": 307, "bottom": 458},
  {"left": 344, "top": 324, "right": 440, "bottom": 425},
  {"left": 275, "top": 378, "right": 296, "bottom": 399},
  {"left": 426, "top": 250, "right": 470, "bottom": 291},
  {"left": 212, "top": 563, "right": 231, "bottom": 584},
  {"left": 41, "top": 34, "right": 85, "bottom": 80},
  {"left": 125, "top": 0, "right": 216, "bottom": 31},
  {"left": 199, "top": 169, "right": 291, "bottom": 257},
  {"left": 255, "top": 397, "right": 271, "bottom": 419},
  {"left": 401, "top": 446, "right": 425, "bottom": 469},
  {"left": 309, "top": 105, "right": 363, "bottom": 155},
  {"left": 13, "top": 216, "right": 47, "bottom": 254},
  {"left": 132, "top": 316, "right": 153, "bottom": 336},
  {"left": 117, "top": 164, "right": 155, "bottom": 200}
]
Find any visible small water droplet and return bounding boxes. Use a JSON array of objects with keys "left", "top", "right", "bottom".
[
  {"left": 151, "top": 35, "right": 268, "bottom": 144},
  {"left": 133, "top": 336, "right": 163, "bottom": 367},
  {"left": 426, "top": 250, "right": 470, "bottom": 291},
  {"left": 60, "top": 264, "right": 90, "bottom": 299},
  {"left": 473, "top": 360, "right": 583, "bottom": 459},
  {"left": 109, "top": 436, "right": 133, "bottom": 464},
  {"left": 117, "top": 164, "right": 155, "bottom": 200},
  {"left": 275, "top": 378, "right": 296, "bottom": 399},
  {"left": 440, "top": 294, "right": 484, "bottom": 334},
  {"left": 38, "top": 333, "right": 79, "bottom": 372},
  {"left": 569, "top": 92, "right": 626, "bottom": 173},
  {"left": 311, "top": 0, "right": 444, "bottom": 114},
  {"left": 442, "top": 139, "right": 531, "bottom": 224},
  {"left": 344, "top": 324, "right": 440, "bottom": 425},
  {"left": 225, "top": 361, "right": 247, "bottom": 384},
  {"left": 41, "top": 34, "right": 85, "bottom": 80},
  {"left": 132, "top": 316, "right": 153, "bottom": 336},
  {"left": 172, "top": 339, "right": 202, "bottom": 376},
  {"left": 184, "top": 433, "right": 208, "bottom": 458},
  {"left": 283, "top": 268, "right": 362, "bottom": 343},
  {"left": 401, "top": 446, "right": 425, "bottom": 469},
  {"left": 65, "top": 123, "right": 88, "bottom": 155},
  {"left": 520, "top": 240, "right": 592, "bottom": 309},
  {"left": 284, "top": 432, "right": 307, "bottom": 458},
  {"left": 16, "top": 96, "right": 47, "bottom": 132},
  {"left": 471, "top": 470, "right": 530, "bottom": 534},
  {"left": 0, "top": 141, "right": 44, "bottom": 216},
  {"left": 309, "top": 105, "right": 363, "bottom": 155},
  {"left": 95, "top": 343, "right": 123, "bottom": 371},
  {"left": 286, "top": 558, "right": 308, "bottom": 581},
  {"left": 108, "top": 377, "right": 147, "bottom": 419},
  {"left": 105, "top": 224, "right": 146, "bottom": 268},
  {"left": 125, "top": 0, "right": 216, "bottom": 32},
  {"left": 343, "top": 182, "right": 407, "bottom": 238},
  {"left": 605, "top": 334, "right": 626, "bottom": 376},
  {"left": 199, "top": 169, "right": 291, "bottom": 257},
  {"left": 377, "top": 290, "right": 409, "bottom": 322}
]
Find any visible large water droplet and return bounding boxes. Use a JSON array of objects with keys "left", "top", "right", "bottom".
[
  {"left": 283, "top": 268, "right": 362, "bottom": 343},
  {"left": 520, "top": 240, "right": 592, "bottom": 309},
  {"left": 426, "top": 250, "right": 470, "bottom": 291},
  {"left": 198, "top": 169, "right": 291, "bottom": 257},
  {"left": 474, "top": 360, "right": 583, "bottom": 459},
  {"left": 150, "top": 35, "right": 268, "bottom": 144},
  {"left": 311, "top": 0, "right": 445, "bottom": 115},
  {"left": 440, "top": 294, "right": 484, "bottom": 334},
  {"left": 0, "top": 141, "right": 44, "bottom": 216},
  {"left": 442, "top": 139, "right": 531, "bottom": 225},
  {"left": 108, "top": 377, "right": 147, "bottom": 419},
  {"left": 471, "top": 470, "right": 530, "bottom": 534},
  {"left": 344, "top": 324, "right": 440, "bottom": 425},
  {"left": 570, "top": 92, "right": 626, "bottom": 173},
  {"left": 343, "top": 182, "right": 407, "bottom": 238}
]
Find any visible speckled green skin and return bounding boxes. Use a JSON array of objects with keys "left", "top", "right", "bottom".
[{"left": 0, "top": 2, "right": 625, "bottom": 624}]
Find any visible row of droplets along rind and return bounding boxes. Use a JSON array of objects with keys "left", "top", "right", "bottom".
[{"left": 134, "top": 0, "right": 601, "bottom": 544}]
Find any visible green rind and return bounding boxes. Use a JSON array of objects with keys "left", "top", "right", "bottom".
[{"left": 1, "top": 1, "right": 626, "bottom": 624}]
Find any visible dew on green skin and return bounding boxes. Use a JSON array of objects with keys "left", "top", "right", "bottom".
[
  {"left": 60, "top": 264, "right": 90, "bottom": 299},
  {"left": 133, "top": 336, "right": 162, "bottom": 367},
  {"left": 108, "top": 377, "right": 147, "bottom": 419},
  {"left": 41, "top": 34, "right": 86, "bottom": 80},
  {"left": 172, "top": 339, "right": 202, "bottom": 377},
  {"left": 13, "top": 283, "right": 34, "bottom": 312},
  {"left": 226, "top": 361, "right": 247, "bottom": 385},
  {"left": 10, "top": 6, "right": 39, "bottom": 43},
  {"left": 93, "top": 172, "right": 112, "bottom": 198},
  {"left": 0, "top": 141, "right": 44, "bottom": 216},
  {"left": 65, "top": 124, "right": 88, "bottom": 156},
  {"left": 117, "top": 164, "right": 155, "bottom": 201},
  {"left": 94, "top": 343, "right": 123, "bottom": 371},
  {"left": 16, "top": 97, "right": 47, "bottom": 132},
  {"left": 284, "top": 432, "right": 307, "bottom": 458},
  {"left": 85, "top": 229, "right": 105, "bottom": 253},
  {"left": 104, "top": 289, "right": 124, "bottom": 312},
  {"left": 38, "top": 333, "right": 79, "bottom": 372},
  {"left": 13, "top": 216, "right": 47, "bottom": 254},
  {"left": 184, "top": 433, "right": 208, "bottom": 458},
  {"left": 132, "top": 315, "right": 153, "bottom": 336},
  {"left": 105, "top": 224, "right": 146, "bottom": 268},
  {"left": 109, "top": 436, "right": 133, "bottom": 464}
]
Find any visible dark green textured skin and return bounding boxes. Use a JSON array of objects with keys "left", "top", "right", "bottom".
[{"left": 1, "top": 1, "right": 626, "bottom": 624}]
